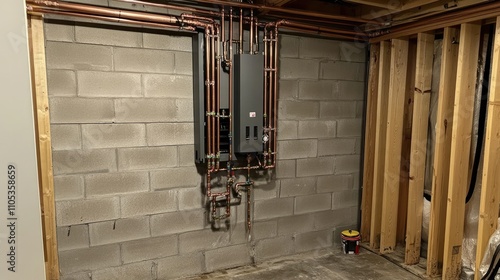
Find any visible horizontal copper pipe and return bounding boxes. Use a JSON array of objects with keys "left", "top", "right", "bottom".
[
  {"left": 281, "top": 26, "right": 360, "bottom": 41},
  {"left": 28, "top": 7, "right": 196, "bottom": 31},
  {"left": 191, "top": 0, "right": 378, "bottom": 24},
  {"left": 282, "top": 20, "right": 366, "bottom": 37},
  {"left": 112, "top": 0, "right": 221, "bottom": 17}
]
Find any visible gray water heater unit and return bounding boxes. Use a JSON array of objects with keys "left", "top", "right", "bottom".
[{"left": 193, "top": 33, "right": 264, "bottom": 163}]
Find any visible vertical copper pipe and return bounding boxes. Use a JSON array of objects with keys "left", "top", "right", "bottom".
[
  {"left": 263, "top": 31, "right": 269, "bottom": 166},
  {"left": 255, "top": 18, "right": 259, "bottom": 54},
  {"left": 228, "top": 7, "right": 234, "bottom": 162},
  {"left": 216, "top": 25, "right": 221, "bottom": 171},
  {"left": 211, "top": 26, "right": 216, "bottom": 168},
  {"left": 272, "top": 26, "right": 279, "bottom": 166},
  {"left": 239, "top": 8, "right": 243, "bottom": 54},
  {"left": 221, "top": 8, "right": 227, "bottom": 62},
  {"left": 249, "top": 9, "right": 254, "bottom": 54},
  {"left": 205, "top": 28, "right": 212, "bottom": 167},
  {"left": 268, "top": 28, "right": 274, "bottom": 166}
]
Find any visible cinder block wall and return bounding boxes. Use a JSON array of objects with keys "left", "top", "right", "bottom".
[{"left": 44, "top": 19, "right": 366, "bottom": 280}]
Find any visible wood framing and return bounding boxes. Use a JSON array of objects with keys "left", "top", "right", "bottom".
[
  {"left": 28, "top": 15, "right": 60, "bottom": 280},
  {"left": 475, "top": 17, "right": 500, "bottom": 279},
  {"left": 405, "top": 32, "right": 435, "bottom": 265},
  {"left": 379, "top": 38, "right": 409, "bottom": 254},
  {"left": 370, "top": 40, "right": 391, "bottom": 249},
  {"left": 442, "top": 22, "right": 481, "bottom": 279},
  {"left": 361, "top": 43, "right": 380, "bottom": 243},
  {"left": 426, "top": 26, "right": 460, "bottom": 277}
]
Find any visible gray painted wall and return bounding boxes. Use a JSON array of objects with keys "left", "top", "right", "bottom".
[{"left": 44, "top": 19, "right": 366, "bottom": 280}]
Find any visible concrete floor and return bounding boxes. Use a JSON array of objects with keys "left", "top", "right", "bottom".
[{"left": 180, "top": 248, "right": 421, "bottom": 280}]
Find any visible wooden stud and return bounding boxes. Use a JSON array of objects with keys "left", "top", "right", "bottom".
[
  {"left": 405, "top": 32, "right": 435, "bottom": 265},
  {"left": 475, "top": 17, "right": 500, "bottom": 279},
  {"left": 442, "top": 22, "right": 481, "bottom": 280},
  {"left": 380, "top": 38, "right": 409, "bottom": 254},
  {"left": 28, "top": 15, "right": 60, "bottom": 280},
  {"left": 370, "top": 40, "right": 391, "bottom": 249},
  {"left": 361, "top": 43, "right": 380, "bottom": 243},
  {"left": 427, "top": 26, "right": 460, "bottom": 277},
  {"left": 397, "top": 39, "right": 417, "bottom": 244}
]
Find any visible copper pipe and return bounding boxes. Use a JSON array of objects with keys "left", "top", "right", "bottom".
[
  {"left": 111, "top": 0, "right": 221, "bottom": 17},
  {"left": 239, "top": 8, "right": 243, "bottom": 54},
  {"left": 216, "top": 25, "right": 221, "bottom": 171},
  {"left": 268, "top": 27, "right": 274, "bottom": 166},
  {"left": 280, "top": 26, "right": 359, "bottom": 41},
  {"left": 28, "top": 7, "right": 196, "bottom": 31},
  {"left": 191, "top": 0, "right": 378, "bottom": 24},
  {"left": 228, "top": 7, "right": 234, "bottom": 163},
  {"left": 272, "top": 26, "right": 279, "bottom": 166},
  {"left": 210, "top": 27, "right": 217, "bottom": 168},
  {"left": 221, "top": 7, "right": 226, "bottom": 62},
  {"left": 255, "top": 17, "right": 259, "bottom": 54},
  {"left": 282, "top": 20, "right": 365, "bottom": 37},
  {"left": 205, "top": 28, "right": 212, "bottom": 168},
  {"left": 263, "top": 31, "right": 269, "bottom": 166},
  {"left": 182, "top": 13, "right": 216, "bottom": 24},
  {"left": 250, "top": 9, "right": 254, "bottom": 54}
]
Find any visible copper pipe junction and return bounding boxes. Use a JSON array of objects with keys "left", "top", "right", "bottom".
[{"left": 26, "top": 0, "right": 366, "bottom": 237}]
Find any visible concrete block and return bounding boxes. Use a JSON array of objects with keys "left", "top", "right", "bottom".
[
  {"left": 353, "top": 172, "right": 361, "bottom": 189},
  {"left": 174, "top": 51, "right": 192, "bottom": 75},
  {"left": 336, "top": 80, "right": 365, "bottom": 100},
  {"left": 175, "top": 98, "right": 194, "bottom": 122},
  {"left": 47, "top": 70, "right": 77, "bottom": 96},
  {"left": 296, "top": 157, "right": 335, "bottom": 177},
  {"left": 317, "top": 174, "right": 352, "bottom": 193},
  {"left": 179, "top": 228, "right": 232, "bottom": 253},
  {"left": 255, "top": 235, "right": 294, "bottom": 261},
  {"left": 279, "top": 80, "right": 299, "bottom": 100},
  {"left": 75, "top": 25, "right": 142, "bottom": 47},
  {"left": 143, "top": 74, "right": 192, "bottom": 98},
  {"left": 121, "top": 190, "right": 177, "bottom": 217},
  {"left": 51, "top": 124, "right": 81, "bottom": 150},
  {"left": 356, "top": 101, "right": 364, "bottom": 118},
  {"left": 114, "top": 47, "right": 175, "bottom": 73},
  {"left": 279, "top": 35, "right": 299, "bottom": 58},
  {"left": 54, "top": 175, "right": 84, "bottom": 201},
  {"left": 44, "top": 21, "right": 74, "bottom": 42},
  {"left": 320, "top": 61, "right": 365, "bottom": 81},
  {"left": 254, "top": 198, "right": 294, "bottom": 220},
  {"left": 178, "top": 145, "right": 195, "bottom": 167},
  {"left": 147, "top": 123, "right": 195, "bottom": 146},
  {"left": 118, "top": 146, "right": 178, "bottom": 171},
  {"left": 205, "top": 244, "right": 252, "bottom": 272},
  {"left": 299, "top": 37, "right": 340, "bottom": 59},
  {"left": 157, "top": 253, "right": 204, "bottom": 279},
  {"left": 50, "top": 98, "right": 115, "bottom": 124},
  {"left": 298, "top": 80, "right": 335, "bottom": 100},
  {"left": 114, "top": 98, "right": 176, "bottom": 123},
  {"left": 178, "top": 187, "right": 204, "bottom": 210},
  {"left": 294, "top": 230, "right": 332, "bottom": 252},
  {"left": 318, "top": 139, "right": 356, "bottom": 156},
  {"left": 275, "top": 160, "right": 296, "bottom": 179},
  {"left": 337, "top": 119, "right": 362, "bottom": 137},
  {"left": 339, "top": 41, "right": 367, "bottom": 62},
  {"left": 334, "top": 155, "right": 361, "bottom": 174},
  {"left": 253, "top": 181, "right": 279, "bottom": 201},
  {"left": 277, "top": 214, "right": 315, "bottom": 236},
  {"left": 46, "top": 41, "right": 112, "bottom": 71},
  {"left": 295, "top": 193, "right": 332, "bottom": 215},
  {"left": 56, "top": 197, "right": 120, "bottom": 226},
  {"left": 253, "top": 220, "right": 278, "bottom": 240},
  {"left": 92, "top": 261, "right": 154, "bottom": 280},
  {"left": 82, "top": 124, "right": 146, "bottom": 149},
  {"left": 277, "top": 120, "right": 298, "bottom": 140},
  {"left": 280, "top": 58, "right": 319, "bottom": 80},
  {"left": 332, "top": 190, "right": 359, "bottom": 209},
  {"left": 57, "top": 224, "right": 89, "bottom": 251},
  {"left": 143, "top": 33, "right": 192, "bottom": 51},
  {"left": 150, "top": 210, "right": 205, "bottom": 236},
  {"left": 59, "top": 244, "right": 120, "bottom": 274},
  {"left": 85, "top": 172, "right": 149, "bottom": 197},
  {"left": 313, "top": 208, "right": 356, "bottom": 231},
  {"left": 320, "top": 101, "right": 357, "bottom": 119},
  {"left": 52, "top": 149, "right": 117, "bottom": 175},
  {"left": 298, "top": 120, "right": 336, "bottom": 139},
  {"left": 280, "top": 177, "right": 316, "bottom": 197},
  {"left": 121, "top": 235, "right": 178, "bottom": 264},
  {"left": 278, "top": 100, "right": 319, "bottom": 120},
  {"left": 78, "top": 71, "right": 142, "bottom": 97},
  {"left": 151, "top": 167, "right": 202, "bottom": 189},
  {"left": 89, "top": 217, "right": 150, "bottom": 246},
  {"left": 277, "top": 139, "right": 317, "bottom": 160}
]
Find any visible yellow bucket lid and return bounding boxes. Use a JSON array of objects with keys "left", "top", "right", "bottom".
[{"left": 341, "top": 229, "right": 360, "bottom": 237}]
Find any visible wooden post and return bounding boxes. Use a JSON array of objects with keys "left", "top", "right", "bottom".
[
  {"left": 28, "top": 15, "right": 60, "bottom": 280},
  {"left": 380, "top": 38, "right": 409, "bottom": 254},
  {"left": 370, "top": 40, "right": 391, "bottom": 249},
  {"left": 475, "top": 17, "right": 500, "bottom": 279},
  {"left": 405, "top": 32, "right": 435, "bottom": 265},
  {"left": 361, "top": 43, "right": 380, "bottom": 243},
  {"left": 426, "top": 26, "right": 460, "bottom": 277},
  {"left": 442, "top": 22, "right": 481, "bottom": 280}
]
